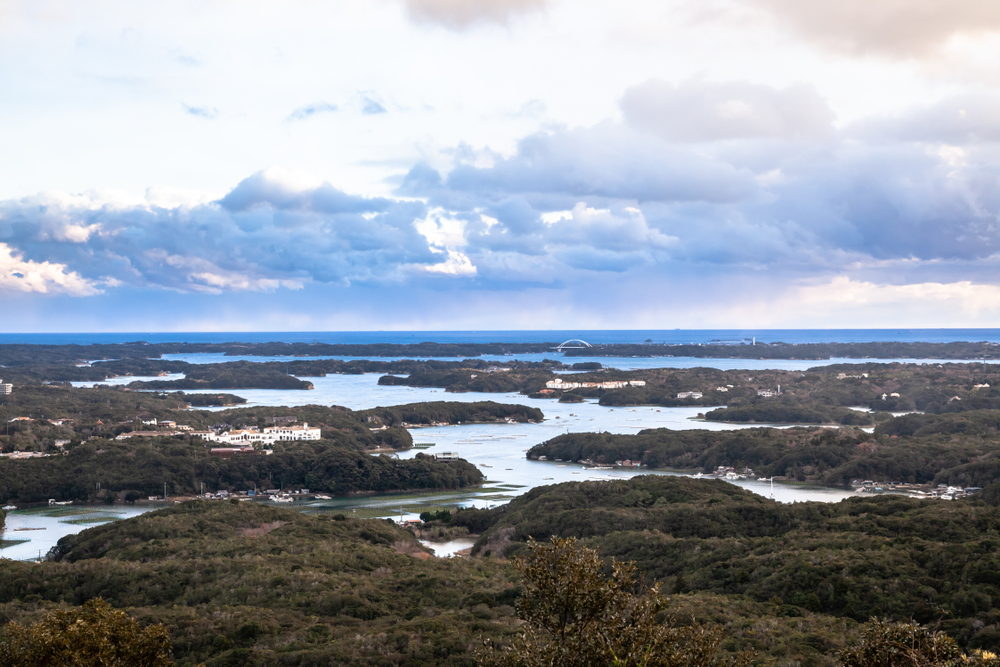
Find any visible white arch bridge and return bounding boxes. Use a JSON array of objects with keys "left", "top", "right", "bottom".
[{"left": 553, "top": 339, "right": 592, "bottom": 351}]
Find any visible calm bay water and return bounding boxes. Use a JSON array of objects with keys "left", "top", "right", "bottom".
[{"left": 1, "top": 505, "right": 166, "bottom": 561}]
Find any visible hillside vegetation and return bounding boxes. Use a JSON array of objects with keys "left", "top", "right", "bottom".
[{"left": 457, "top": 476, "right": 1000, "bottom": 651}]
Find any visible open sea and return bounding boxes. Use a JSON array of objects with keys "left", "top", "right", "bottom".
[{"left": 3, "top": 329, "right": 1000, "bottom": 345}]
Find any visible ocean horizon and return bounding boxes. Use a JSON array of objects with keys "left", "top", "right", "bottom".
[{"left": 2, "top": 329, "right": 1000, "bottom": 346}]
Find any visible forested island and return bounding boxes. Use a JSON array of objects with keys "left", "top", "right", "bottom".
[
  {"left": 2, "top": 339, "right": 1000, "bottom": 369},
  {"left": 526, "top": 410, "right": 1000, "bottom": 487},
  {"left": 0, "top": 388, "right": 540, "bottom": 502},
  {"left": 0, "top": 440, "right": 483, "bottom": 504}
]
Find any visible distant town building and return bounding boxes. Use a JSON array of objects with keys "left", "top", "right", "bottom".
[
  {"left": 0, "top": 379, "right": 11, "bottom": 395},
  {"left": 200, "top": 422, "right": 322, "bottom": 445},
  {"left": 676, "top": 391, "right": 703, "bottom": 399},
  {"left": 545, "top": 379, "right": 646, "bottom": 391}
]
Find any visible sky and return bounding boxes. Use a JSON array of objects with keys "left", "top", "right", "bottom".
[{"left": 2, "top": 0, "right": 1000, "bottom": 332}]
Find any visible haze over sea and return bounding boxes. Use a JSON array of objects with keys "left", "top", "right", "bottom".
[{"left": 5, "top": 329, "right": 1000, "bottom": 346}]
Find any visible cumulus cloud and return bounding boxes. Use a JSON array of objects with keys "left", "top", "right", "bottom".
[
  {"left": 183, "top": 104, "right": 219, "bottom": 119},
  {"left": 847, "top": 93, "right": 1000, "bottom": 144},
  {"left": 401, "top": 0, "right": 547, "bottom": 29},
  {"left": 0, "top": 243, "right": 101, "bottom": 296},
  {"left": 393, "top": 85, "right": 1000, "bottom": 296},
  {"left": 287, "top": 102, "right": 338, "bottom": 122},
  {"left": 739, "top": 0, "right": 1000, "bottom": 57},
  {"left": 422, "top": 122, "right": 757, "bottom": 205},
  {"left": 361, "top": 95, "right": 387, "bottom": 115},
  {"left": 0, "top": 169, "right": 441, "bottom": 295},
  {"left": 620, "top": 78, "right": 834, "bottom": 142}
]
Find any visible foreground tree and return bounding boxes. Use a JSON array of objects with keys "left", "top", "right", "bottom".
[
  {"left": 0, "top": 598, "right": 173, "bottom": 667},
  {"left": 839, "top": 618, "right": 1000, "bottom": 667},
  {"left": 478, "top": 536, "right": 751, "bottom": 667}
]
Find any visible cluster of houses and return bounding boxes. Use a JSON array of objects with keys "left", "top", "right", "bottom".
[
  {"left": 193, "top": 422, "right": 322, "bottom": 445},
  {"left": 693, "top": 465, "right": 756, "bottom": 480},
  {"left": 545, "top": 379, "right": 646, "bottom": 390},
  {"left": 852, "top": 479, "right": 983, "bottom": 500},
  {"left": 114, "top": 421, "right": 322, "bottom": 449},
  {"left": 0, "top": 450, "right": 51, "bottom": 459},
  {"left": 677, "top": 385, "right": 735, "bottom": 399}
]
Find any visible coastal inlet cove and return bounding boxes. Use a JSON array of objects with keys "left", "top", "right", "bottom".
[{"left": 4, "top": 331, "right": 1000, "bottom": 665}]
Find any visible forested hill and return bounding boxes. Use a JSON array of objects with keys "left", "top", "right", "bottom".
[
  {"left": 0, "top": 500, "right": 851, "bottom": 666},
  {"left": 453, "top": 475, "right": 1000, "bottom": 649}
]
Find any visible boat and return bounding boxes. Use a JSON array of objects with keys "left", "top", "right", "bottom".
[
  {"left": 313, "top": 495, "right": 332, "bottom": 500},
  {"left": 1, "top": 505, "right": 16, "bottom": 511},
  {"left": 271, "top": 496, "right": 294, "bottom": 503}
]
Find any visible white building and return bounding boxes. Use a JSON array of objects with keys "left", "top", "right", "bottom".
[
  {"left": 0, "top": 380, "right": 11, "bottom": 395},
  {"left": 545, "top": 379, "right": 646, "bottom": 390},
  {"left": 200, "top": 422, "right": 321, "bottom": 445},
  {"left": 677, "top": 391, "right": 703, "bottom": 399}
]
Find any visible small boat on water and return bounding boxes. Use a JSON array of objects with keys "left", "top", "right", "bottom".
[
  {"left": 1, "top": 505, "right": 16, "bottom": 511},
  {"left": 271, "top": 496, "right": 294, "bottom": 503},
  {"left": 313, "top": 495, "right": 332, "bottom": 500}
]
